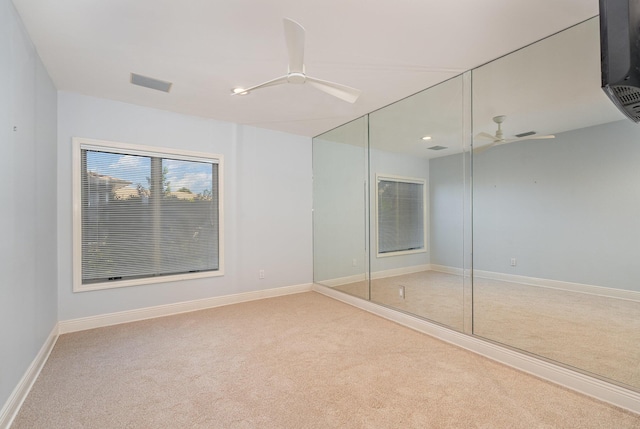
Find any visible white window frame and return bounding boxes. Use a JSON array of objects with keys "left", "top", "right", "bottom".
[
  {"left": 72, "top": 137, "right": 225, "bottom": 292},
  {"left": 375, "top": 174, "right": 428, "bottom": 258}
]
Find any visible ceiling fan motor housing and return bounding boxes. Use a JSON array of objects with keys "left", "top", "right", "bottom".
[{"left": 287, "top": 72, "right": 306, "bottom": 84}]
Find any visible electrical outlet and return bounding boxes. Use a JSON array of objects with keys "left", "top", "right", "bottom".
[
  {"left": 510, "top": 258, "right": 517, "bottom": 267},
  {"left": 259, "top": 269, "right": 265, "bottom": 279},
  {"left": 352, "top": 258, "right": 357, "bottom": 267},
  {"left": 398, "top": 285, "right": 405, "bottom": 299}
]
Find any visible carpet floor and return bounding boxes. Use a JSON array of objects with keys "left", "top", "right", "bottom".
[
  {"left": 12, "top": 292, "right": 640, "bottom": 428},
  {"left": 334, "top": 271, "right": 640, "bottom": 389}
]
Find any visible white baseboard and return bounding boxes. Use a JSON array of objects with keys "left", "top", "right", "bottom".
[
  {"left": 320, "top": 265, "right": 640, "bottom": 302},
  {"left": 371, "top": 264, "right": 430, "bottom": 280},
  {"left": 0, "top": 324, "right": 59, "bottom": 429},
  {"left": 318, "top": 265, "right": 431, "bottom": 288},
  {"left": 430, "top": 264, "right": 466, "bottom": 276},
  {"left": 313, "top": 283, "right": 640, "bottom": 414},
  {"left": 59, "top": 283, "right": 313, "bottom": 334},
  {"left": 473, "top": 269, "right": 640, "bottom": 302},
  {"left": 319, "top": 273, "right": 367, "bottom": 287}
]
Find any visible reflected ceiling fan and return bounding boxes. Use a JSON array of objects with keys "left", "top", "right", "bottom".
[
  {"left": 474, "top": 115, "right": 554, "bottom": 154},
  {"left": 231, "top": 18, "right": 361, "bottom": 103}
]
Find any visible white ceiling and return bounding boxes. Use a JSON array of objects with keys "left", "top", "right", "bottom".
[
  {"left": 12, "top": 0, "right": 601, "bottom": 137},
  {"left": 361, "top": 17, "right": 625, "bottom": 160}
]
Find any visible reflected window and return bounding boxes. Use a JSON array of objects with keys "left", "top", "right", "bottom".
[{"left": 376, "top": 175, "right": 426, "bottom": 256}]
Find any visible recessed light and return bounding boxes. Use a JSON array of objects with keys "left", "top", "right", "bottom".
[
  {"left": 232, "top": 88, "right": 249, "bottom": 95},
  {"left": 422, "top": 136, "right": 432, "bottom": 141}
]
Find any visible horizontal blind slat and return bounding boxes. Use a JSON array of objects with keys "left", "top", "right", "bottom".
[
  {"left": 378, "top": 179, "right": 425, "bottom": 253},
  {"left": 81, "top": 149, "right": 219, "bottom": 284}
]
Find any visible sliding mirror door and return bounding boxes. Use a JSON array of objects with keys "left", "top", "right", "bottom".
[
  {"left": 313, "top": 116, "right": 370, "bottom": 300},
  {"left": 368, "top": 75, "right": 469, "bottom": 331},
  {"left": 472, "top": 18, "right": 640, "bottom": 389}
]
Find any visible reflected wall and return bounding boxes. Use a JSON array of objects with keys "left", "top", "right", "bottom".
[
  {"left": 313, "top": 75, "right": 471, "bottom": 333},
  {"left": 471, "top": 17, "right": 640, "bottom": 389},
  {"left": 368, "top": 76, "right": 469, "bottom": 331},
  {"left": 313, "top": 116, "right": 369, "bottom": 300},
  {"left": 313, "top": 15, "right": 640, "bottom": 393}
]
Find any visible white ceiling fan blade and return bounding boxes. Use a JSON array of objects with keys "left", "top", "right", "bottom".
[
  {"left": 521, "top": 134, "right": 555, "bottom": 140},
  {"left": 473, "top": 142, "right": 496, "bottom": 154},
  {"left": 476, "top": 115, "right": 555, "bottom": 150},
  {"left": 283, "top": 18, "right": 305, "bottom": 73},
  {"left": 231, "top": 76, "right": 288, "bottom": 96},
  {"left": 503, "top": 134, "right": 556, "bottom": 144},
  {"left": 306, "top": 76, "right": 361, "bottom": 103},
  {"left": 475, "top": 132, "right": 498, "bottom": 142}
]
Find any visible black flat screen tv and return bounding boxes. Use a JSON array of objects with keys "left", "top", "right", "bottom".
[{"left": 600, "top": 0, "right": 640, "bottom": 122}]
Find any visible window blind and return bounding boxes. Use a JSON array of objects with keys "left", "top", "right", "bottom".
[
  {"left": 81, "top": 149, "right": 219, "bottom": 284},
  {"left": 377, "top": 178, "right": 425, "bottom": 254}
]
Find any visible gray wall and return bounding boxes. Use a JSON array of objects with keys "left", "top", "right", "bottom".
[
  {"left": 313, "top": 138, "right": 367, "bottom": 282},
  {"left": 235, "top": 125, "right": 313, "bottom": 292},
  {"left": 313, "top": 137, "right": 433, "bottom": 283},
  {"left": 57, "top": 92, "right": 312, "bottom": 320},
  {"left": 0, "top": 0, "right": 58, "bottom": 412},
  {"left": 429, "top": 153, "right": 464, "bottom": 269},
  {"left": 473, "top": 119, "right": 640, "bottom": 291}
]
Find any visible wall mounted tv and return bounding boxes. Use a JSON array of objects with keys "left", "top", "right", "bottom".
[{"left": 600, "top": 0, "right": 640, "bottom": 122}]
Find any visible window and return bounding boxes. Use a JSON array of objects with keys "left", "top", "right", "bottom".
[
  {"left": 73, "top": 138, "right": 224, "bottom": 292},
  {"left": 376, "top": 175, "right": 427, "bottom": 257}
]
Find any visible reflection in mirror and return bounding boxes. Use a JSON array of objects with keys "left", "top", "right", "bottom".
[
  {"left": 368, "top": 76, "right": 468, "bottom": 331},
  {"left": 313, "top": 116, "right": 369, "bottom": 300},
  {"left": 472, "top": 17, "right": 640, "bottom": 389}
]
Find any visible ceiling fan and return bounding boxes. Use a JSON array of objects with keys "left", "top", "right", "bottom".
[
  {"left": 474, "top": 115, "right": 554, "bottom": 154},
  {"left": 231, "top": 18, "right": 362, "bottom": 103}
]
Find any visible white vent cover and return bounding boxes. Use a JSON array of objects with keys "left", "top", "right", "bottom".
[{"left": 130, "top": 73, "right": 173, "bottom": 93}]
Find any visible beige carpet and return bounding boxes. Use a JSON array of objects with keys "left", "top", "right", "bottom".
[
  {"left": 12, "top": 292, "right": 640, "bottom": 428},
  {"left": 474, "top": 277, "right": 640, "bottom": 388},
  {"left": 334, "top": 271, "right": 640, "bottom": 390},
  {"left": 372, "top": 271, "right": 467, "bottom": 331},
  {"left": 333, "top": 271, "right": 466, "bottom": 330}
]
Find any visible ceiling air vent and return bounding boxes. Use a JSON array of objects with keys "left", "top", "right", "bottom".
[
  {"left": 515, "top": 131, "right": 536, "bottom": 138},
  {"left": 427, "top": 145, "right": 447, "bottom": 151},
  {"left": 607, "top": 85, "right": 640, "bottom": 121},
  {"left": 130, "top": 73, "right": 173, "bottom": 93}
]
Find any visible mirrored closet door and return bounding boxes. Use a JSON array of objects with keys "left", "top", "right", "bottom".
[
  {"left": 471, "top": 17, "right": 640, "bottom": 389},
  {"left": 313, "top": 116, "right": 370, "bottom": 300},
  {"left": 313, "top": 75, "right": 471, "bottom": 333},
  {"left": 368, "top": 76, "right": 469, "bottom": 331},
  {"left": 313, "top": 15, "right": 640, "bottom": 392}
]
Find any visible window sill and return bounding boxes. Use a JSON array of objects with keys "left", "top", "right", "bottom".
[{"left": 376, "top": 248, "right": 427, "bottom": 258}]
